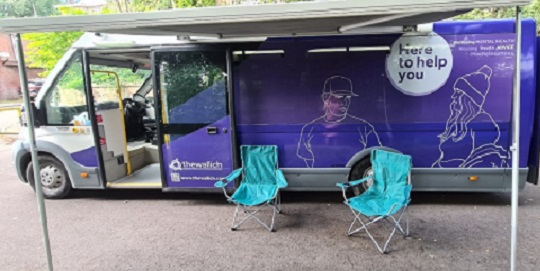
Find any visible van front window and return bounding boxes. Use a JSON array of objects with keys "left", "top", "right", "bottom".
[{"left": 45, "top": 52, "right": 88, "bottom": 125}]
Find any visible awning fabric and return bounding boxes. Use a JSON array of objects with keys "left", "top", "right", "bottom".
[{"left": 0, "top": 0, "right": 531, "bottom": 38}]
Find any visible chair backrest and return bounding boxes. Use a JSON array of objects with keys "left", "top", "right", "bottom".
[
  {"left": 369, "top": 150, "right": 412, "bottom": 203},
  {"left": 240, "top": 145, "right": 278, "bottom": 185}
]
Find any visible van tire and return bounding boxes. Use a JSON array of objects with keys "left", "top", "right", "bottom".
[
  {"left": 347, "top": 156, "right": 373, "bottom": 197},
  {"left": 26, "top": 155, "right": 72, "bottom": 199}
]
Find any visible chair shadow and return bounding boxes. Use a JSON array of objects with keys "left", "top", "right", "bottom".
[
  {"left": 69, "top": 189, "right": 516, "bottom": 207},
  {"left": 410, "top": 191, "right": 512, "bottom": 206},
  {"left": 281, "top": 191, "right": 514, "bottom": 206}
]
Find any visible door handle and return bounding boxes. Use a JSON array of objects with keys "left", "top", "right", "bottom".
[{"left": 206, "top": 127, "right": 218, "bottom": 134}]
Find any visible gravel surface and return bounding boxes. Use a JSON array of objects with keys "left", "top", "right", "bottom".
[{"left": 0, "top": 143, "right": 539, "bottom": 271}]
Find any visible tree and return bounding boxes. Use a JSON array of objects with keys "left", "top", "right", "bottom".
[
  {"left": 113, "top": 0, "right": 173, "bottom": 13},
  {"left": 110, "top": 0, "right": 216, "bottom": 13},
  {"left": 455, "top": 0, "right": 540, "bottom": 23},
  {"left": 175, "top": 0, "right": 216, "bottom": 8},
  {"left": 22, "top": 0, "right": 322, "bottom": 77},
  {"left": 0, "top": 0, "right": 58, "bottom": 18},
  {"left": 23, "top": 31, "right": 83, "bottom": 77},
  {"left": 111, "top": 0, "right": 307, "bottom": 13},
  {"left": 155, "top": 51, "right": 224, "bottom": 111},
  {"left": 22, "top": 7, "right": 89, "bottom": 77}
]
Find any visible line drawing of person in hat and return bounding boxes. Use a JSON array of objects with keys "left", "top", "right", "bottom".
[
  {"left": 432, "top": 65, "right": 509, "bottom": 168},
  {"left": 297, "top": 75, "right": 382, "bottom": 168}
]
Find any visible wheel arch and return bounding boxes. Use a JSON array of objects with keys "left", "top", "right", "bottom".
[
  {"left": 345, "top": 146, "right": 401, "bottom": 168},
  {"left": 18, "top": 141, "right": 77, "bottom": 187}
]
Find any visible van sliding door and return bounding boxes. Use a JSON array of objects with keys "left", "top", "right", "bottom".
[{"left": 153, "top": 49, "right": 234, "bottom": 190}]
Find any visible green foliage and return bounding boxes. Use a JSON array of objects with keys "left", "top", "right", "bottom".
[
  {"left": 57, "top": 56, "right": 84, "bottom": 91},
  {"left": 225, "top": 0, "right": 308, "bottom": 4},
  {"left": 156, "top": 51, "right": 224, "bottom": 110},
  {"left": 22, "top": 7, "right": 96, "bottom": 77},
  {"left": 90, "top": 67, "right": 151, "bottom": 87},
  {"left": 121, "top": 0, "right": 173, "bottom": 12},
  {"left": 455, "top": 0, "right": 540, "bottom": 23},
  {"left": 174, "top": 0, "right": 216, "bottom": 8},
  {"left": 113, "top": 0, "right": 307, "bottom": 13},
  {"left": 0, "top": 0, "right": 58, "bottom": 18},
  {"left": 23, "top": 31, "right": 82, "bottom": 77},
  {"left": 54, "top": 54, "right": 151, "bottom": 106}
]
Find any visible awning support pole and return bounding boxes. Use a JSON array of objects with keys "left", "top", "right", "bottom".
[
  {"left": 510, "top": 6, "right": 521, "bottom": 271},
  {"left": 14, "top": 33, "right": 54, "bottom": 271}
]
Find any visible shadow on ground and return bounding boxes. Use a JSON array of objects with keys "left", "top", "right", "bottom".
[{"left": 69, "top": 189, "right": 513, "bottom": 206}]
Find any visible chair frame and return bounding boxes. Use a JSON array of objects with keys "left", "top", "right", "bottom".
[
  {"left": 338, "top": 169, "right": 412, "bottom": 254},
  {"left": 216, "top": 149, "right": 286, "bottom": 232},
  {"left": 227, "top": 189, "right": 282, "bottom": 232}
]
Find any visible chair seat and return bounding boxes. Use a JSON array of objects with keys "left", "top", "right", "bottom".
[
  {"left": 231, "top": 183, "right": 278, "bottom": 206},
  {"left": 348, "top": 191, "right": 404, "bottom": 217}
]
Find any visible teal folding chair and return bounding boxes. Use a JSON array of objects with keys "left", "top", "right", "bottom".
[
  {"left": 337, "top": 149, "right": 412, "bottom": 253},
  {"left": 214, "top": 145, "right": 288, "bottom": 232}
]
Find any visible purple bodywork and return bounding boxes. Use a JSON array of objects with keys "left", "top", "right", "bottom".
[{"left": 158, "top": 19, "right": 537, "bottom": 188}]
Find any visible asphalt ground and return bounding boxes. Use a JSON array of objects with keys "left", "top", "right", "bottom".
[{"left": 0, "top": 143, "right": 539, "bottom": 271}]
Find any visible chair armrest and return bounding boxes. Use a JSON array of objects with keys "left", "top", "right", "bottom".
[
  {"left": 275, "top": 169, "right": 288, "bottom": 188},
  {"left": 337, "top": 176, "right": 371, "bottom": 203},
  {"left": 214, "top": 168, "right": 243, "bottom": 188},
  {"left": 336, "top": 176, "right": 371, "bottom": 188}
]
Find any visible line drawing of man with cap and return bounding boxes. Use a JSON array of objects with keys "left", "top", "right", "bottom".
[
  {"left": 297, "top": 75, "right": 382, "bottom": 168},
  {"left": 433, "top": 65, "right": 509, "bottom": 168}
]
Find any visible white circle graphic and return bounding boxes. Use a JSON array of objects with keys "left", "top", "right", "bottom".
[{"left": 386, "top": 33, "right": 453, "bottom": 96}]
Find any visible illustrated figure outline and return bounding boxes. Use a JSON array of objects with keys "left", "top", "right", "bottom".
[
  {"left": 297, "top": 75, "right": 382, "bottom": 168},
  {"left": 432, "top": 65, "right": 509, "bottom": 168}
]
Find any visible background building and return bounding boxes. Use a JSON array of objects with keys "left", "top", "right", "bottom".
[{"left": 0, "top": 34, "right": 42, "bottom": 100}]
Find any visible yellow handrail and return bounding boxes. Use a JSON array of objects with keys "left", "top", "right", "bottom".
[
  {"left": 159, "top": 65, "right": 170, "bottom": 144},
  {"left": 91, "top": 70, "right": 132, "bottom": 175}
]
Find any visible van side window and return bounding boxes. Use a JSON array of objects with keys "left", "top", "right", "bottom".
[{"left": 45, "top": 53, "right": 88, "bottom": 125}]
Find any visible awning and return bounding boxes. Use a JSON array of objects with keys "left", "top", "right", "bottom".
[{"left": 0, "top": 0, "right": 531, "bottom": 38}]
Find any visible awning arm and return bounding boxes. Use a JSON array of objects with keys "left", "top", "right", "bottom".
[
  {"left": 510, "top": 5, "right": 521, "bottom": 271},
  {"left": 15, "top": 33, "right": 54, "bottom": 271},
  {"left": 339, "top": 13, "right": 420, "bottom": 32}
]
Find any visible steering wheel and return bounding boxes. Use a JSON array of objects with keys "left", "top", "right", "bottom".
[{"left": 133, "top": 93, "right": 147, "bottom": 106}]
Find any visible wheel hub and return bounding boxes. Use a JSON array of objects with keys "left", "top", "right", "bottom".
[
  {"left": 363, "top": 168, "right": 374, "bottom": 188},
  {"left": 39, "top": 165, "right": 63, "bottom": 189}
]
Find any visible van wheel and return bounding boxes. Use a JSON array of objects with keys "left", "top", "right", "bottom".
[
  {"left": 347, "top": 156, "right": 373, "bottom": 197},
  {"left": 26, "top": 155, "right": 72, "bottom": 199}
]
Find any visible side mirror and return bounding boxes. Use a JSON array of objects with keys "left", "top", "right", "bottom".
[{"left": 19, "top": 103, "right": 41, "bottom": 128}]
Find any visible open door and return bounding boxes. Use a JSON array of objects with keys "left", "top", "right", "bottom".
[{"left": 153, "top": 49, "right": 234, "bottom": 189}]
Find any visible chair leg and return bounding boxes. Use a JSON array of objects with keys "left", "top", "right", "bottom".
[
  {"left": 348, "top": 209, "right": 381, "bottom": 236},
  {"left": 231, "top": 204, "right": 241, "bottom": 230},
  {"left": 384, "top": 207, "right": 409, "bottom": 237},
  {"left": 276, "top": 193, "right": 282, "bottom": 214},
  {"left": 348, "top": 210, "right": 408, "bottom": 254},
  {"left": 348, "top": 216, "right": 363, "bottom": 236},
  {"left": 380, "top": 226, "right": 398, "bottom": 254},
  {"left": 405, "top": 208, "right": 409, "bottom": 236},
  {"left": 355, "top": 216, "right": 397, "bottom": 254},
  {"left": 229, "top": 202, "right": 280, "bottom": 232},
  {"left": 269, "top": 203, "right": 278, "bottom": 232}
]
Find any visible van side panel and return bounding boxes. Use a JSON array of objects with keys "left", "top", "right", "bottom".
[
  {"left": 234, "top": 19, "right": 536, "bottom": 190},
  {"left": 526, "top": 36, "right": 540, "bottom": 185}
]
